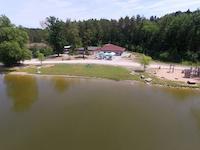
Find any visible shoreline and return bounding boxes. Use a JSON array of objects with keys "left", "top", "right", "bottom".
[{"left": 8, "top": 71, "right": 200, "bottom": 90}]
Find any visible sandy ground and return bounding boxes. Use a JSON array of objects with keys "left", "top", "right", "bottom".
[
  {"left": 151, "top": 68, "right": 200, "bottom": 83},
  {"left": 24, "top": 56, "right": 189, "bottom": 70},
  {"left": 24, "top": 56, "right": 141, "bottom": 68}
]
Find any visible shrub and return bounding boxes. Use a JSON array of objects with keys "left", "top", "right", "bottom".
[
  {"left": 38, "top": 53, "right": 45, "bottom": 65},
  {"left": 140, "top": 54, "right": 152, "bottom": 71},
  {"left": 30, "top": 47, "right": 53, "bottom": 58},
  {"left": 159, "top": 51, "right": 170, "bottom": 61}
]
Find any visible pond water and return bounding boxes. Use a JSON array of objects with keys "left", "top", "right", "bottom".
[{"left": 0, "top": 74, "right": 200, "bottom": 150}]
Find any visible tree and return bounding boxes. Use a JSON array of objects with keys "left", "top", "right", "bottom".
[
  {"left": 38, "top": 53, "right": 45, "bottom": 65},
  {"left": 45, "top": 16, "right": 67, "bottom": 56},
  {"left": 0, "top": 15, "right": 31, "bottom": 66},
  {"left": 0, "top": 15, "right": 12, "bottom": 27},
  {"left": 140, "top": 54, "right": 152, "bottom": 71},
  {"left": 82, "top": 29, "right": 92, "bottom": 58},
  {"left": 65, "top": 22, "right": 82, "bottom": 48}
]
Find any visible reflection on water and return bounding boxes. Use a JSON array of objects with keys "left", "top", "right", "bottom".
[
  {"left": 160, "top": 87, "right": 199, "bottom": 101},
  {"left": 4, "top": 75, "right": 38, "bottom": 112},
  {"left": 51, "top": 77, "right": 77, "bottom": 93}
]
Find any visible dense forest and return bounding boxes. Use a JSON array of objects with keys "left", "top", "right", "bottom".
[{"left": 25, "top": 9, "right": 200, "bottom": 63}]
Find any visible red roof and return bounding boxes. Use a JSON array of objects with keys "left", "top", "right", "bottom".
[{"left": 98, "top": 44, "right": 126, "bottom": 52}]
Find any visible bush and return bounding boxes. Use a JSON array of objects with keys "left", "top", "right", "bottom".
[
  {"left": 182, "top": 61, "right": 200, "bottom": 66},
  {"left": 185, "top": 51, "right": 199, "bottom": 63},
  {"left": 135, "top": 45, "right": 144, "bottom": 53},
  {"left": 181, "top": 61, "right": 193, "bottom": 66},
  {"left": 30, "top": 47, "right": 53, "bottom": 58},
  {"left": 38, "top": 53, "right": 45, "bottom": 65},
  {"left": 159, "top": 52, "right": 170, "bottom": 61},
  {"left": 40, "top": 47, "right": 53, "bottom": 57},
  {"left": 140, "top": 54, "right": 152, "bottom": 71}
]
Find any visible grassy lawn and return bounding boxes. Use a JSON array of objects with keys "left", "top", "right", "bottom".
[{"left": 18, "top": 64, "right": 141, "bottom": 81}]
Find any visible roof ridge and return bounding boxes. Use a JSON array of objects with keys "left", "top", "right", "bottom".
[{"left": 98, "top": 43, "right": 126, "bottom": 52}]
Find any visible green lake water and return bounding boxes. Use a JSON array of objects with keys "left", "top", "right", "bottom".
[{"left": 0, "top": 74, "right": 200, "bottom": 150}]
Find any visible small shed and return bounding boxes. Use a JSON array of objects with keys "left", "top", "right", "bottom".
[{"left": 77, "top": 46, "right": 100, "bottom": 55}]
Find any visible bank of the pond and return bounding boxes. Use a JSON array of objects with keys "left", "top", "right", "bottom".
[{"left": 14, "top": 64, "right": 200, "bottom": 89}]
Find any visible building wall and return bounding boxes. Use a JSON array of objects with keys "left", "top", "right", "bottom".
[{"left": 98, "top": 50, "right": 123, "bottom": 56}]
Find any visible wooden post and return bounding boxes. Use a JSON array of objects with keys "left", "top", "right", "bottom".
[
  {"left": 169, "top": 64, "right": 172, "bottom": 73},
  {"left": 172, "top": 65, "right": 175, "bottom": 73}
]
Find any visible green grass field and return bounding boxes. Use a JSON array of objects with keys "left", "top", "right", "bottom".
[{"left": 18, "top": 64, "right": 141, "bottom": 81}]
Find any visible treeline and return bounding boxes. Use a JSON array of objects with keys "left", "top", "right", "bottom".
[
  {"left": 27, "top": 9, "right": 200, "bottom": 63},
  {"left": 24, "top": 28, "right": 48, "bottom": 43}
]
